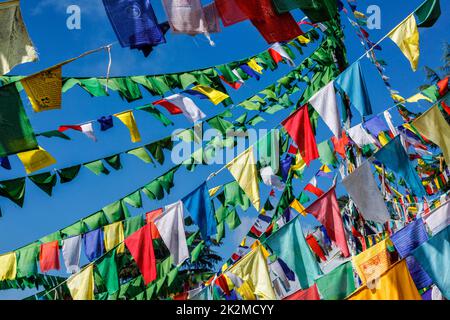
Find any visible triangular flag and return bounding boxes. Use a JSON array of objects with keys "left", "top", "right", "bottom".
[
  {"left": 309, "top": 81, "right": 342, "bottom": 137},
  {"left": 414, "top": 0, "right": 441, "bottom": 28},
  {"left": 269, "top": 43, "right": 295, "bottom": 66},
  {"left": 80, "top": 123, "right": 97, "bottom": 142},
  {"left": 67, "top": 265, "right": 94, "bottom": 300},
  {"left": 17, "top": 147, "right": 56, "bottom": 174},
  {"left": 388, "top": 14, "right": 420, "bottom": 71},
  {"left": 114, "top": 110, "right": 141, "bottom": 143},
  {"left": 225, "top": 146, "right": 260, "bottom": 211}
]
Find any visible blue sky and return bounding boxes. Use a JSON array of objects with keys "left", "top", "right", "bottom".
[{"left": 0, "top": 0, "right": 448, "bottom": 299}]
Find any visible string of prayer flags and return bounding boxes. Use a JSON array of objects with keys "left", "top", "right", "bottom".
[
  {"left": 154, "top": 201, "right": 189, "bottom": 266},
  {"left": 0, "top": 0, "right": 37, "bottom": 75},
  {"left": 39, "top": 241, "right": 60, "bottom": 273},
  {"left": 62, "top": 236, "right": 82, "bottom": 274},
  {"left": 17, "top": 147, "right": 56, "bottom": 174},
  {"left": 334, "top": 61, "right": 373, "bottom": 116},
  {"left": 414, "top": 0, "right": 441, "bottom": 28},
  {"left": 67, "top": 265, "right": 94, "bottom": 300},
  {"left": 315, "top": 261, "right": 356, "bottom": 300},
  {"left": 114, "top": 110, "right": 141, "bottom": 143},
  {"left": 412, "top": 104, "right": 450, "bottom": 166},
  {"left": 189, "top": 85, "right": 230, "bottom": 105},
  {"left": 388, "top": 14, "right": 420, "bottom": 71},
  {"left": 0, "top": 252, "right": 16, "bottom": 281},
  {"left": 347, "top": 260, "right": 422, "bottom": 300},
  {"left": 124, "top": 224, "right": 157, "bottom": 285},
  {"left": 20, "top": 65, "right": 62, "bottom": 112},
  {"left": 342, "top": 161, "right": 390, "bottom": 223},
  {"left": 305, "top": 187, "right": 350, "bottom": 258},
  {"left": 0, "top": 84, "right": 38, "bottom": 157},
  {"left": 228, "top": 245, "right": 276, "bottom": 300},
  {"left": 225, "top": 146, "right": 260, "bottom": 211},
  {"left": 281, "top": 105, "right": 319, "bottom": 166},
  {"left": 102, "top": 0, "right": 168, "bottom": 57},
  {"left": 309, "top": 81, "right": 342, "bottom": 138},
  {"left": 182, "top": 182, "right": 217, "bottom": 240},
  {"left": 352, "top": 238, "right": 393, "bottom": 284},
  {"left": 374, "top": 136, "right": 426, "bottom": 197},
  {"left": 412, "top": 225, "right": 449, "bottom": 299},
  {"left": 266, "top": 217, "right": 322, "bottom": 289},
  {"left": 234, "top": 0, "right": 302, "bottom": 44}
]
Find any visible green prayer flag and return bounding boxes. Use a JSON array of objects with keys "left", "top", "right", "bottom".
[
  {"left": 39, "top": 231, "right": 61, "bottom": 243},
  {"left": 16, "top": 243, "right": 39, "bottom": 278},
  {"left": 127, "top": 147, "right": 154, "bottom": 164},
  {"left": 272, "top": 0, "right": 337, "bottom": 22},
  {"left": 57, "top": 165, "right": 81, "bottom": 183},
  {"left": 136, "top": 104, "right": 173, "bottom": 127},
  {"left": 100, "top": 77, "right": 142, "bottom": 102},
  {"left": 257, "top": 130, "right": 280, "bottom": 174},
  {"left": 102, "top": 200, "right": 127, "bottom": 223},
  {"left": 29, "top": 172, "right": 57, "bottom": 196},
  {"left": 0, "top": 178, "right": 26, "bottom": 207},
  {"left": 224, "top": 182, "right": 251, "bottom": 211},
  {"left": 37, "top": 130, "right": 71, "bottom": 140},
  {"left": 84, "top": 160, "right": 110, "bottom": 176},
  {"left": 146, "top": 283, "right": 156, "bottom": 300},
  {"left": 0, "top": 84, "right": 38, "bottom": 156},
  {"left": 104, "top": 154, "right": 122, "bottom": 170},
  {"left": 216, "top": 221, "right": 225, "bottom": 243},
  {"left": 315, "top": 261, "right": 356, "bottom": 300},
  {"left": 225, "top": 208, "right": 241, "bottom": 230},
  {"left": 215, "top": 205, "right": 228, "bottom": 223},
  {"left": 190, "top": 241, "right": 205, "bottom": 263},
  {"left": 83, "top": 211, "right": 109, "bottom": 231},
  {"left": 60, "top": 221, "right": 84, "bottom": 238},
  {"left": 167, "top": 267, "right": 179, "bottom": 287},
  {"left": 124, "top": 215, "right": 144, "bottom": 237},
  {"left": 207, "top": 116, "right": 234, "bottom": 135},
  {"left": 247, "top": 115, "right": 265, "bottom": 126},
  {"left": 123, "top": 190, "right": 142, "bottom": 208},
  {"left": 415, "top": 0, "right": 441, "bottom": 27},
  {"left": 186, "top": 231, "right": 199, "bottom": 246},
  {"left": 265, "top": 217, "right": 322, "bottom": 289},
  {"left": 96, "top": 250, "right": 119, "bottom": 295},
  {"left": 318, "top": 140, "right": 338, "bottom": 166},
  {"left": 216, "top": 64, "right": 239, "bottom": 83}
]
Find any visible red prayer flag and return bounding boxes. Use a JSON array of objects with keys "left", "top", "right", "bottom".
[
  {"left": 235, "top": 0, "right": 302, "bottom": 43},
  {"left": 215, "top": 0, "right": 248, "bottom": 26},
  {"left": 437, "top": 77, "right": 449, "bottom": 96},
  {"left": 173, "top": 292, "right": 189, "bottom": 300},
  {"left": 146, "top": 208, "right": 163, "bottom": 239},
  {"left": 39, "top": 241, "right": 60, "bottom": 273},
  {"left": 219, "top": 75, "right": 243, "bottom": 90},
  {"left": 287, "top": 144, "right": 298, "bottom": 155},
  {"left": 282, "top": 284, "right": 320, "bottom": 300},
  {"left": 305, "top": 187, "right": 350, "bottom": 257},
  {"left": 304, "top": 183, "right": 325, "bottom": 197},
  {"left": 306, "top": 234, "right": 326, "bottom": 262},
  {"left": 216, "top": 274, "right": 231, "bottom": 296},
  {"left": 153, "top": 99, "right": 183, "bottom": 115},
  {"left": 268, "top": 48, "right": 283, "bottom": 64},
  {"left": 281, "top": 105, "right": 319, "bottom": 166},
  {"left": 58, "top": 125, "right": 82, "bottom": 132},
  {"left": 331, "top": 131, "right": 350, "bottom": 158},
  {"left": 124, "top": 223, "right": 157, "bottom": 285},
  {"left": 442, "top": 100, "right": 450, "bottom": 116}
]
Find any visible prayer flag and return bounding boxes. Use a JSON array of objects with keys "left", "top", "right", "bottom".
[
  {"left": 191, "top": 85, "right": 229, "bottom": 105},
  {"left": 282, "top": 285, "right": 320, "bottom": 300},
  {"left": 315, "top": 261, "right": 355, "bottom": 300},
  {"left": 154, "top": 201, "right": 189, "bottom": 265},
  {"left": 0, "top": 84, "right": 38, "bottom": 156},
  {"left": 17, "top": 146, "right": 56, "bottom": 174},
  {"left": 155, "top": 94, "right": 206, "bottom": 122},
  {"left": 162, "top": 0, "right": 209, "bottom": 35},
  {"left": 304, "top": 176, "right": 325, "bottom": 197},
  {"left": 0, "top": 252, "right": 16, "bottom": 280},
  {"left": 347, "top": 260, "right": 421, "bottom": 300},
  {"left": 266, "top": 217, "right": 322, "bottom": 289},
  {"left": 388, "top": 14, "right": 420, "bottom": 71},
  {"left": 146, "top": 208, "right": 163, "bottom": 238},
  {"left": 103, "top": 221, "right": 125, "bottom": 254},
  {"left": 269, "top": 43, "right": 295, "bottom": 67},
  {"left": 306, "top": 187, "right": 350, "bottom": 257},
  {"left": 0, "top": 0, "right": 37, "bottom": 75},
  {"left": 39, "top": 240, "right": 60, "bottom": 273},
  {"left": 114, "top": 110, "right": 141, "bottom": 143},
  {"left": 342, "top": 161, "right": 390, "bottom": 223},
  {"left": 413, "top": 104, "right": 450, "bottom": 166},
  {"left": 83, "top": 229, "right": 104, "bottom": 262},
  {"left": 96, "top": 249, "right": 119, "bottom": 295},
  {"left": 309, "top": 81, "right": 341, "bottom": 137},
  {"left": 414, "top": 0, "right": 441, "bottom": 27},
  {"left": 182, "top": 182, "right": 217, "bottom": 240},
  {"left": 335, "top": 61, "right": 373, "bottom": 116},
  {"left": 62, "top": 236, "right": 81, "bottom": 274},
  {"left": 67, "top": 265, "right": 94, "bottom": 300},
  {"left": 424, "top": 201, "right": 449, "bottom": 235},
  {"left": 215, "top": 0, "right": 247, "bottom": 26},
  {"left": 281, "top": 105, "right": 319, "bottom": 166},
  {"left": 225, "top": 146, "right": 260, "bottom": 211},
  {"left": 260, "top": 166, "right": 285, "bottom": 191},
  {"left": 21, "top": 65, "right": 62, "bottom": 112}
]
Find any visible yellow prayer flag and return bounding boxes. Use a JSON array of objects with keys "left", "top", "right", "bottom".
[
  {"left": 67, "top": 265, "right": 95, "bottom": 300},
  {"left": 192, "top": 85, "right": 229, "bottom": 105},
  {"left": 388, "top": 14, "right": 420, "bottom": 71},
  {"left": 250, "top": 240, "right": 270, "bottom": 258},
  {"left": 291, "top": 152, "right": 306, "bottom": 173},
  {"left": 208, "top": 185, "right": 222, "bottom": 197},
  {"left": 236, "top": 281, "right": 257, "bottom": 300},
  {"left": 240, "top": 237, "right": 247, "bottom": 248},
  {"left": 290, "top": 199, "right": 306, "bottom": 216},
  {"left": 406, "top": 93, "right": 433, "bottom": 103},
  {"left": 103, "top": 221, "right": 125, "bottom": 254},
  {"left": 114, "top": 110, "right": 141, "bottom": 143},
  {"left": 0, "top": 252, "right": 17, "bottom": 281},
  {"left": 226, "top": 146, "right": 260, "bottom": 211},
  {"left": 320, "top": 164, "right": 332, "bottom": 173},
  {"left": 21, "top": 65, "right": 62, "bottom": 112},
  {"left": 354, "top": 11, "right": 366, "bottom": 19},
  {"left": 297, "top": 35, "right": 310, "bottom": 44},
  {"left": 347, "top": 260, "right": 422, "bottom": 300},
  {"left": 378, "top": 132, "right": 390, "bottom": 146},
  {"left": 229, "top": 245, "right": 276, "bottom": 300},
  {"left": 247, "top": 59, "right": 263, "bottom": 74},
  {"left": 17, "top": 146, "right": 56, "bottom": 174},
  {"left": 352, "top": 238, "right": 393, "bottom": 284},
  {"left": 391, "top": 94, "right": 406, "bottom": 103},
  {"left": 413, "top": 104, "right": 450, "bottom": 166}
]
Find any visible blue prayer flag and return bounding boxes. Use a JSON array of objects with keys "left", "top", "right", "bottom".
[{"left": 83, "top": 229, "right": 105, "bottom": 262}]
